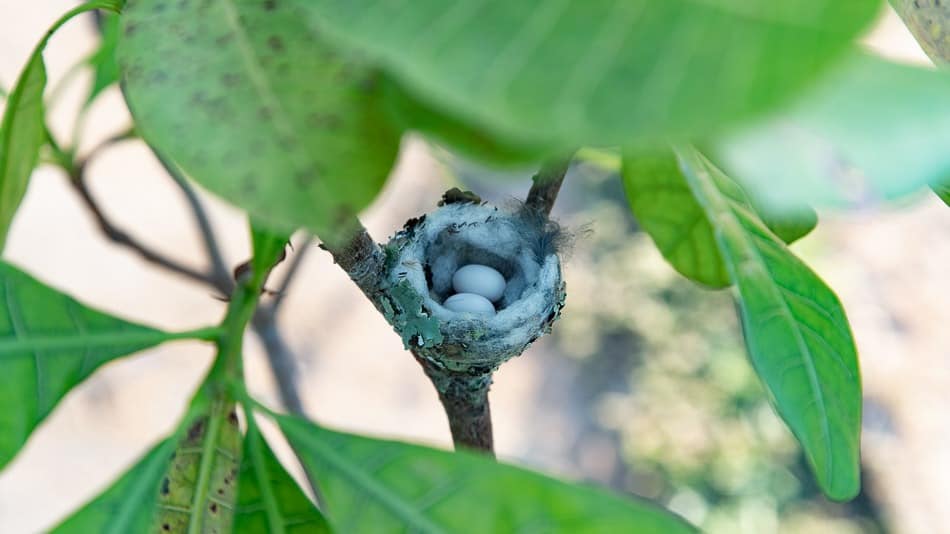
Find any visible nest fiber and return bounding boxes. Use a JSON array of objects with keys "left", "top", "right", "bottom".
[{"left": 383, "top": 197, "right": 566, "bottom": 374}]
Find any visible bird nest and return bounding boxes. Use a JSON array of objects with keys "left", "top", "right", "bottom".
[{"left": 380, "top": 191, "right": 567, "bottom": 375}]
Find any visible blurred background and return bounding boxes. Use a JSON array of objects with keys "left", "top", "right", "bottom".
[{"left": 2, "top": 2, "right": 949, "bottom": 533}]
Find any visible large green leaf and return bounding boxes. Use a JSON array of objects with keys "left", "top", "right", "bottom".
[
  {"left": 292, "top": 0, "right": 878, "bottom": 152},
  {"left": 118, "top": 0, "right": 402, "bottom": 241},
  {"left": 278, "top": 416, "right": 697, "bottom": 533},
  {"left": 235, "top": 415, "right": 329, "bottom": 534},
  {"left": 676, "top": 146, "right": 861, "bottom": 500},
  {"left": 52, "top": 439, "right": 175, "bottom": 533},
  {"left": 0, "top": 1, "right": 122, "bottom": 251},
  {"left": 622, "top": 151, "right": 730, "bottom": 288},
  {"left": 380, "top": 76, "right": 544, "bottom": 167},
  {"left": 716, "top": 53, "right": 950, "bottom": 212},
  {"left": 0, "top": 261, "right": 181, "bottom": 469},
  {"left": 621, "top": 150, "right": 817, "bottom": 288}
]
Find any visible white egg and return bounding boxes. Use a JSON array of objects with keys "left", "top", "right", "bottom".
[
  {"left": 443, "top": 293, "right": 496, "bottom": 315},
  {"left": 452, "top": 264, "right": 506, "bottom": 302}
]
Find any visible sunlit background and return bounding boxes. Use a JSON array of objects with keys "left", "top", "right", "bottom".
[{"left": 2, "top": 2, "right": 949, "bottom": 533}]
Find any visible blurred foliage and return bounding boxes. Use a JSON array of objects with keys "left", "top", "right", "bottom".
[{"left": 546, "top": 162, "right": 886, "bottom": 534}]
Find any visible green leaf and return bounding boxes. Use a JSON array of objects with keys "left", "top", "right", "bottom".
[
  {"left": 52, "top": 439, "right": 175, "bottom": 533},
  {"left": 152, "top": 399, "right": 243, "bottom": 533},
  {"left": 748, "top": 201, "right": 818, "bottom": 244},
  {"left": 85, "top": 11, "right": 121, "bottom": 108},
  {"left": 621, "top": 150, "right": 818, "bottom": 288},
  {"left": 0, "top": 261, "right": 180, "bottom": 469},
  {"left": 236, "top": 415, "right": 329, "bottom": 534},
  {"left": 890, "top": 0, "right": 950, "bottom": 64},
  {"left": 716, "top": 53, "right": 950, "bottom": 212},
  {"left": 621, "top": 151, "right": 730, "bottom": 288},
  {"left": 380, "top": 76, "right": 543, "bottom": 167},
  {"left": 0, "top": 49, "right": 47, "bottom": 252},
  {"left": 278, "top": 416, "right": 697, "bottom": 533},
  {"left": 0, "top": 1, "right": 122, "bottom": 251},
  {"left": 292, "top": 0, "right": 878, "bottom": 151},
  {"left": 118, "top": 0, "right": 402, "bottom": 241},
  {"left": 676, "top": 146, "right": 861, "bottom": 500},
  {"left": 934, "top": 180, "right": 950, "bottom": 207}
]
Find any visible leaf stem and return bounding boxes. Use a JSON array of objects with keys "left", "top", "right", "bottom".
[{"left": 207, "top": 227, "right": 285, "bottom": 384}]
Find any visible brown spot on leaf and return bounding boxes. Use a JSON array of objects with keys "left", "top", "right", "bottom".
[
  {"left": 267, "top": 35, "right": 284, "bottom": 52},
  {"left": 187, "top": 419, "right": 206, "bottom": 440},
  {"left": 220, "top": 72, "right": 241, "bottom": 87}
]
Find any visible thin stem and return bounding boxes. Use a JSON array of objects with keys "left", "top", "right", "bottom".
[
  {"left": 170, "top": 325, "right": 225, "bottom": 343},
  {"left": 525, "top": 158, "right": 571, "bottom": 217},
  {"left": 151, "top": 147, "right": 233, "bottom": 292},
  {"left": 249, "top": 236, "right": 315, "bottom": 415},
  {"left": 268, "top": 235, "right": 314, "bottom": 311},
  {"left": 209, "top": 231, "right": 284, "bottom": 383},
  {"left": 67, "top": 160, "right": 218, "bottom": 286},
  {"left": 251, "top": 310, "right": 305, "bottom": 414}
]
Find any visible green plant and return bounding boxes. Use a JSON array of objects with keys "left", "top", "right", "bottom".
[{"left": 2, "top": 0, "right": 949, "bottom": 531}]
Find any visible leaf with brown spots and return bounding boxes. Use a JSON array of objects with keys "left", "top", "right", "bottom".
[
  {"left": 117, "top": 0, "right": 402, "bottom": 241},
  {"left": 151, "top": 400, "right": 244, "bottom": 533}
]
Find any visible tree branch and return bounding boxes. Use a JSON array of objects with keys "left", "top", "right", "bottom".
[
  {"left": 151, "top": 147, "right": 233, "bottom": 293},
  {"left": 251, "top": 309, "right": 305, "bottom": 414},
  {"left": 267, "top": 235, "right": 314, "bottom": 311},
  {"left": 250, "top": 235, "right": 315, "bottom": 415},
  {"left": 320, "top": 218, "right": 386, "bottom": 302},
  {"left": 525, "top": 158, "right": 571, "bottom": 217},
  {"left": 69, "top": 134, "right": 311, "bottom": 416},
  {"left": 319, "top": 215, "right": 499, "bottom": 454},
  {"left": 68, "top": 160, "right": 219, "bottom": 287}
]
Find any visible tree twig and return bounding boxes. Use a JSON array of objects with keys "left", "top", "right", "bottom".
[
  {"left": 525, "top": 158, "right": 571, "bottom": 217},
  {"left": 250, "top": 235, "right": 315, "bottom": 415},
  {"left": 266, "top": 235, "right": 314, "bottom": 311},
  {"left": 250, "top": 309, "right": 306, "bottom": 414},
  {"left": 69, "top": 133, "right": 311, "bottom": 417},
  {"left": 68, "top": 160, "right": 219, "bottom": 287},
  {"left": 150, "top": 147, "right": 233, "bottom": 293}
]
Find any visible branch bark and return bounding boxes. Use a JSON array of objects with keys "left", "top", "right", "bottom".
[
  {"left": 525, "top": 158, "right": 571, "bottom": 217},
  {"left": 319, "top": 217, "right": 498, "bottom": 454}
]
